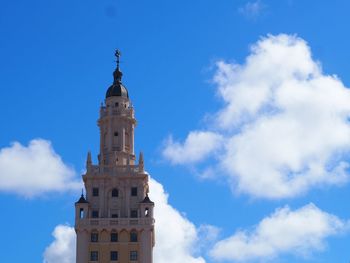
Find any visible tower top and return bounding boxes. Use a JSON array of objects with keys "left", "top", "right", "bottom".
[{"left": 106, "top": 49, "right": 129, "bottom": 99}]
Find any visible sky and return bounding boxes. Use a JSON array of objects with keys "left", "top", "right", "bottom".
[{"left": 1, "top": 0, "right": 350, "bottom": 262}]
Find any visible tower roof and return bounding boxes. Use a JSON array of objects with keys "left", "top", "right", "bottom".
[
  {"left": 141, "top": 194, "right": 154, "bottom": 204},
  {"left": 106, "top": 49, "right": 129, "bottom": 99},
  {"left": 75, "top": 194, "right": 88, "bottom": 204}
]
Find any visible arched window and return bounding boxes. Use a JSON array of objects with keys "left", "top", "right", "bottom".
[
  {"left": 112, "top": 188, "right": 118, "bottom": 197},
  {"left": 111, "top": 232, "right": 118, "bottom": 242},
  {"left": 91, "top": 232, "right": 98, "bottom": 242},
  {"left": 130, "top": 231, "right": 138, "bottom": 242},
  {"left": 145, "top": 207, "right": 149, "bottom": 217}
]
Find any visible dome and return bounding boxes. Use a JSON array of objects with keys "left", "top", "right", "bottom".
[{"left": 106, "top": 82, "right": 129, "bottom": 98}]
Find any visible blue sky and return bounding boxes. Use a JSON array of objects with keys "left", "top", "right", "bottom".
[{"left": 1, "top": 0, "right": 350, "bottom": 262}]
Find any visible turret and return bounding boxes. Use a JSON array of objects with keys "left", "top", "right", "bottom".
[
  {"left": 75, "top": 192, "right": 89, "bottom": 223},
  {"left": 140, "top": 193, "right": 154, "bottom": 218}
]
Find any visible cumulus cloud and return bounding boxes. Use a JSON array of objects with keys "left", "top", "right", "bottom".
[
  {"left": 43, "top": 177, "right": 206, "bottom": 263},
  {"left": 0, "top": 139, "right": 81, "bottom": 197},
  {"left": 43, "top": 225, "right": 76, "bottom": 263},
  {"left": 210, "top": 203, "right": 348, "bottom": 261},
  {"left": 149, "top": 178, "right": 206, "bottom": 263},
  {"left": 163, "top": 131, "right": 223, "bottom": 165},
  {"left": 162, "top": 34, "right": 350, "bottom": 199}
]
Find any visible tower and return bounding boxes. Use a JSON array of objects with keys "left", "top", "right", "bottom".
[{"left": 75, "top": 50, "right": 155, "bottom": 263}]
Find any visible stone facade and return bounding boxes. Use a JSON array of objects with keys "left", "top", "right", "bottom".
[{"left": 75, "top": 51, "right": 155, "bottom": 263}]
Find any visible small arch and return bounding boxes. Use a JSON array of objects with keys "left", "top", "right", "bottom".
[
  {"left": 145, "top": 207, "right": 149, "bottom": 217},
  {"left": 119, "top": 229, "right": 128, "bottom": 242},
  {"left": 79, "top": 208, "right": 84, "bottom": 219}
]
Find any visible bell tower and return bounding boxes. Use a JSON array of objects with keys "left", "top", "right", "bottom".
[{"left": 75, "top": 50, "right": 155, "bottom": 263}]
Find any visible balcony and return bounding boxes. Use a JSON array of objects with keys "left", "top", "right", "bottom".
[
  {"left": 103, "top": 165, "right": 140, "bottom": 174},
  {"left": 86, "top": 164, "right": 143, "bottom": 176},
  {"left": 77, "top": 217, "right": 154, "bottom": 228}
]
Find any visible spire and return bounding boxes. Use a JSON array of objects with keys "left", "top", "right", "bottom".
[
  {"left": 139, "top": 152, "right": 144, "bottom": 172},
  {"left": 86, "top": 151, "right": 92, "bottom": 170},
  {"left": 76, "top": 189, "right": 88, "bottom": 204},
  {"left": 113, "top": 49, "right": 123, "bottom": 84}
]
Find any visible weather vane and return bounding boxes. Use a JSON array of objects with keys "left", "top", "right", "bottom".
[{"left": 115, "top": 49, "right": 121, "bottom": 68}]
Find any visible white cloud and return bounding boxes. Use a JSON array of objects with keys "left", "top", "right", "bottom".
[
  {"left": 238, "top": 1, "right": 265, "bottom": 19},
  {"left": 163, "top": 131, "right": 223, "bottom": 165},
  {"left": 197, "top": 224, "right": 221, "bottom": 252},
  {"left": 210, "top": 203, "right": 348, "bottom": 262},
  {"left": 149, "top": 178, "right": 206, "bottom": 263},
  {"left": 43, "top": 177, "right": 206, "bottom": 263},
  {"left": 43, "top": 225, "right": 76, "bottom": 263},
  {"left": 0, "top": 139, "right": 81, "bottom": 197},
  {"left": 163, "top": 34, "right": 350, "bottom": 199}
]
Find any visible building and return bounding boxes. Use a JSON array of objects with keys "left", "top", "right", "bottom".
[{"left": 75, "top": 50, "right": 155, "bottom": 263}]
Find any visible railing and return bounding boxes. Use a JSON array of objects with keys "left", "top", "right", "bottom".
[
  {"left": 100, "top": 108, "right": 134, "bottom": 118},
  {"left": 87, "top": 164, "right": 142, "bottom": 175},
  {"left": 78, "top": 218, "right": 154, "bottom": 227},
  {"left": 103, "top": 165, "right": 140, "bottom": 174}
]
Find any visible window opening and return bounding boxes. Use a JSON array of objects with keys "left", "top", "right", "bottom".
[
  {"left": 130, "top": 231, "right": 138, "bottom": 242},
  {"left": 131, "top": 187, "right": 137, "bottom": 196},
  {"left": 92, "top": 210, "right": 99, "bottom": 218},
  {"left": 130, "top": 251, "right": 138, "bottom": 261},
  {"left": 111, "top": 232, "right": 118, "bottom": 242},
  {"left": 90, "top": 251, "right": 98, "bottom": 261},
  {"left": 92, "top": 187, "right": 99, "bottom": 197},
  {"left": 110, "top": 251, "right": 118, "bottom": 261},
  {"left": 112, "top": 188, "right": 118, "bottom": 197},
  {"left": 91, "top": 233, "right": 98, "bottom": 242},
  {"left": 130, "top": 210, "right": 138, "bottom": 218}
]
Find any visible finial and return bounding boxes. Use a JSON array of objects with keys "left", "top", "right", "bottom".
[
  {"left": 81, "top": 188, "right": 84, "bottom": 197},
  {"left": 113, "top": 49, "right": 123, "bottom": 83},
  {"left": 115, "top": 49, "right": 121, "bottom": 69}
]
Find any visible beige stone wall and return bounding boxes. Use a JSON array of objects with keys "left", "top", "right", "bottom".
[{"left": 87, "top": 229, "right": 140, "bottom": 263}]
